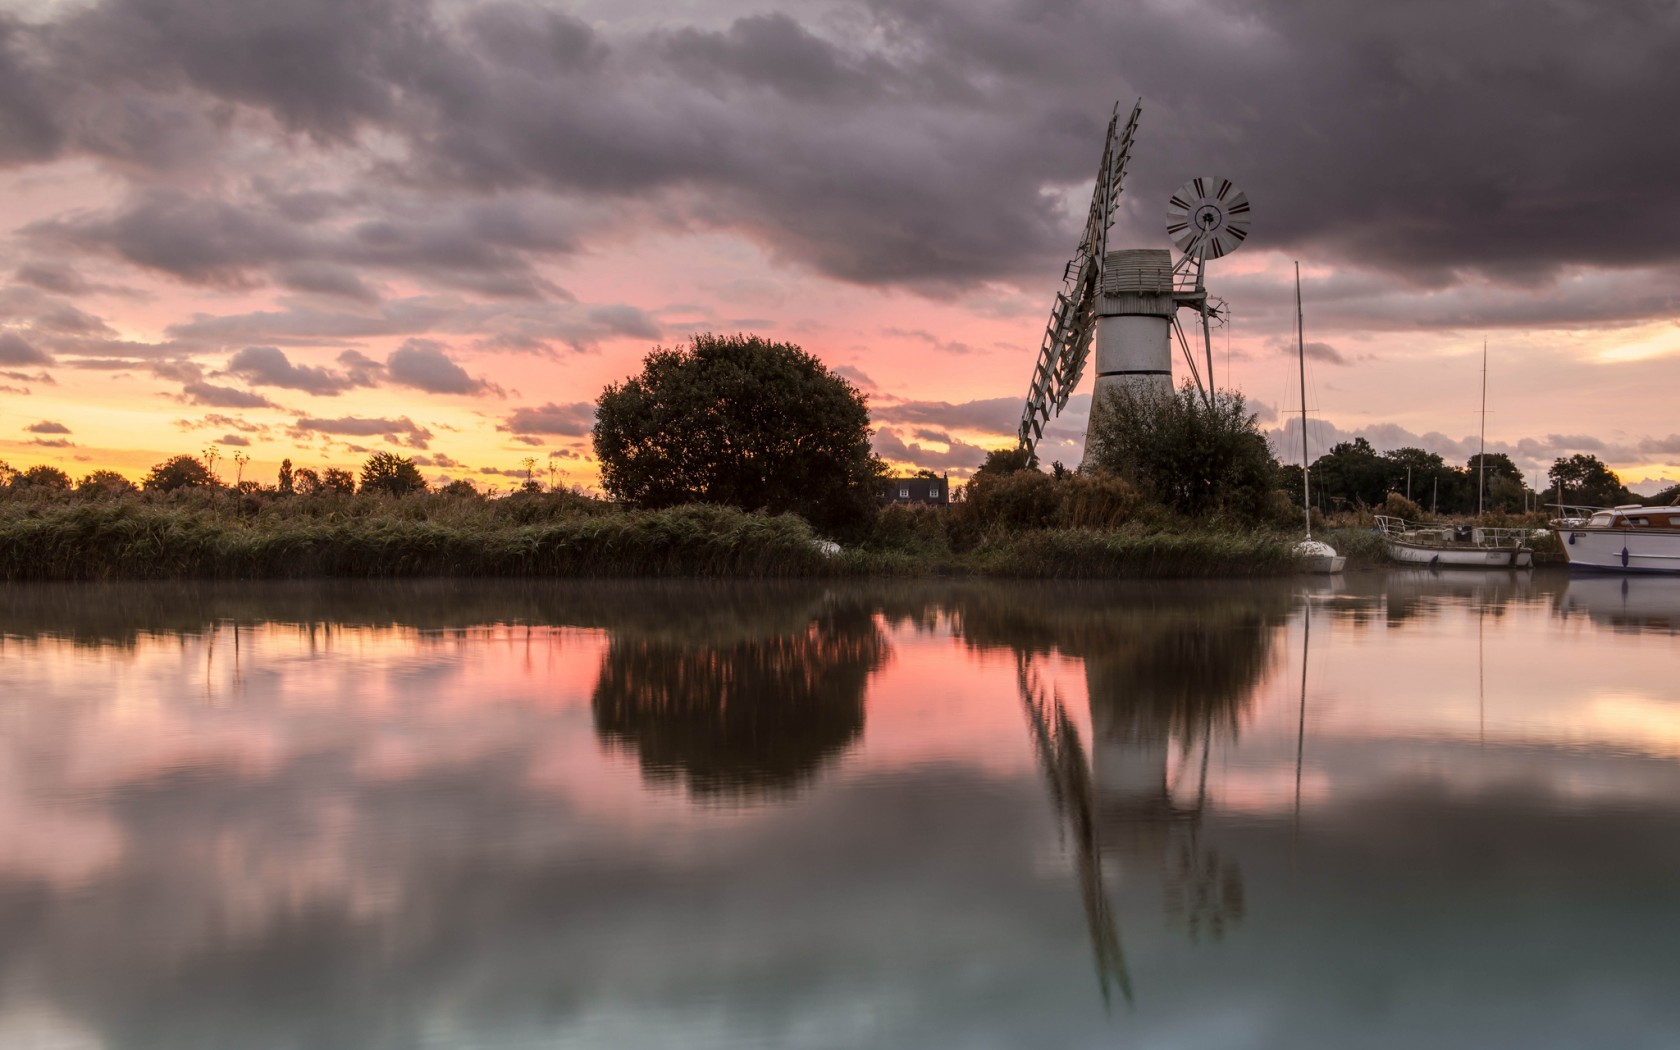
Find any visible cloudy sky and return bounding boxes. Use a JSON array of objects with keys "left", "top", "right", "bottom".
[{"left": 1, "top": 0, "right": 1677, "bottom": 490}]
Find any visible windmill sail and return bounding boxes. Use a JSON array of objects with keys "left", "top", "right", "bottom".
[{"left": 1018, "top": 100, "right": 1143, "bottom": 454}]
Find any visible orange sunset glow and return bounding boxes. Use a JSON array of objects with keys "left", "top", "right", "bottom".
[{"left": 2, "top": 1, "right": 1677, "bottom": 494}]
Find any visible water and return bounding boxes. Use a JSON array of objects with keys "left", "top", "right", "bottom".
[{"left": 1, "top": 573, "right": 1678, "bottom": 1049}]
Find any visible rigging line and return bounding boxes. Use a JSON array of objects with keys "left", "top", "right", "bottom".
[{"left": 1173, "top": 316, "right": 1204, "bottom": 393}]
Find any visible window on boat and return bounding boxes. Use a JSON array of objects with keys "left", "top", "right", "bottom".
[
  {"left": 1589, "top": 512, "right": 1615, "bottom": 526},
  {"left": 1630, "top": 517, "right": 1649, "bottom": 526}
]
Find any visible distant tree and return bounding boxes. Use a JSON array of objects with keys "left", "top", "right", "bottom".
[
  {"left": 1085, "top": 384, "right": 1276, "bottom": 518},
  {"left": 1466, "top": 452, "right": 1527, "bottom": 513},
  {"left": 593, "top": 333, "right": 885, "bottom": 532},
  {"left": 292, "top": 467, "right": 323, "bottom": 495},
  {"left": 0, "top": 460, "right": 15, "bottom": 488},
  {"left": 76, "top": 469, "right": 136, "bottom": 498},
  {"left": 358, "top": 453, "right": 424, "bottom": 496},
  {"left": 277, "top": 458, "right": 295, "bottom": 495},
  {"left": 912, "top": 468, "right": 942, "bottom": 480},
  {"left": 1643, "top": 483, "right": 1680, "bottom": 508},
  {"left": 143, "top": 455, "right": 213, "bottom": 492},
  {"left": 1549, "top": 453, "right": 1628, "bottom": 508},
  {"left": 320, "top": 467, "right": 357, "bottom": 495},
  {"left": 1379, "top": 447, "right": 1469, "bottom": 514},
  {"left": 519, "top": 478, "right": 542, "bottom": 493},
  {"left": 440, "top": 478, "right": 480, "bottom": 497},
  {"left": 1309, "top": 438, "right": 1390, "bottom": 509},
  {"left": 974, "top": 446, "right": 1038, "bottom": 477},
  {"left": 14, "top": 464, "right": 71, "bottom": 492}
]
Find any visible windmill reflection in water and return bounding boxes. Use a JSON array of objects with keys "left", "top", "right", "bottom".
[{"left": 1011, "top": 591, "right": 1286, "bottom": 1006}]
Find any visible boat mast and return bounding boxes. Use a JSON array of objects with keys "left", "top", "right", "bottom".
[
  {"left": 1296, "top": 262, "right": 1311, "bottom": 539},
  {"left": 1477, "top": 338, "right": 1488, "bottom": 518}
]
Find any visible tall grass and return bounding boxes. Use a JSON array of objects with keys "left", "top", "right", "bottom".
[
  {"left": 0, "top": 487, "right": 1310, "bottom": 580},
  {"left": 0, "top": 498, "right": 831, "bottom": 580}
]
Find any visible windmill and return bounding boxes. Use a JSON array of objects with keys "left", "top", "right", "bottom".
[{"left": 1016, "top": 102, "right": 1250, "bottom": 465}]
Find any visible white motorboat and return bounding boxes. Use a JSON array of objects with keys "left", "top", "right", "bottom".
[
  {"left": 1373, "top": 516, "right": 1533, "bottom": 569},
  {"left": 1556, "top": 505, "right": 1680, "bottom": 574}
]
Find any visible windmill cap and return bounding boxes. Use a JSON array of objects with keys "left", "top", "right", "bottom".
[{"left": 1102, "top": 249, "right": 1174, "bottom": 294}]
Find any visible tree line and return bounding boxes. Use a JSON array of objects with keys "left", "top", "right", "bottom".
[{"left": 1280, "top": 438, "right": 1664, "bottom": 515}]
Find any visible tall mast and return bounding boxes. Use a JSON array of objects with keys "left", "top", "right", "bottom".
[
  {"left": 1477, "top": 338, "right": 1488, "bottom": 517},
  {"left": 1296, "top": 262, "right": 1311, "bottom": 539}
]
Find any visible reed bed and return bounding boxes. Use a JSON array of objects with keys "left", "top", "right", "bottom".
[
  {"left": 0, "top": 498, "right": 831, "bottom": 580},
  {"left": 0, "top": 490, "right": 1307, "bottom": 580}
]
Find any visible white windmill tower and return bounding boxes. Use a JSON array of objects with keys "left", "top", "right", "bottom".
[{"left": 1016, "top": 102, "right": 1251, "bottom": 467}]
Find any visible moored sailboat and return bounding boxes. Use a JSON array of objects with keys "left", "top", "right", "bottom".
[{"left": 1291, "top": 262, "right": 1344, "bottom": 574}]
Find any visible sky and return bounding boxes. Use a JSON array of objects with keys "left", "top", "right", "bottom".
[{"left": 0, "top": 0, "right": 1677, "bottom": 492}]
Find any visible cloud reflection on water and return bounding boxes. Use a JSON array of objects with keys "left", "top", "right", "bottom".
[{"left": 0, "top": 576, "right": 1677, "bottom": 1046}]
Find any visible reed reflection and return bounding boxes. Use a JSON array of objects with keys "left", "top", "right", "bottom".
[{"left": 592, "top": 596, "right": 888, "bottom": 801}]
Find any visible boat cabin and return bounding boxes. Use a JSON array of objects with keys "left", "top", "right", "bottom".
[{"left": 1586, "top": 506, "right": 1680, "bottom": 529}]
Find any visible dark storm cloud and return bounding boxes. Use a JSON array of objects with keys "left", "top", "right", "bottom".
[
  {"left": 181, "top": 380, "right": 278, "bottom": 409},
  {"left": 500, "top": 402, "right": 595, "bottom": 437},
  {"left": 293, "top": 415, "right": 434, "bottom": 449},
  {"left": 5, "top": 0, "right": 1680, "bottom": 324},
  {"left": 871, "top": 395, "right": 1023, "bottom": 435},
  {"left": 872, "top": 426, "right": 988, "bottom": 472},
  {"left": 387, "top": 339, "right": 502, "bottom": 395},
  {"left": 0, "top": 331, "right": 51, "bottom": 364},
  {"left": 224, "top": 345, "right": 374, "bottom": 396},
  {"left": 164, "top": 297, "right": 650, "bottom": 355},
  {"left": 29, "top": 189, "right": 579, "bottom": 298}
]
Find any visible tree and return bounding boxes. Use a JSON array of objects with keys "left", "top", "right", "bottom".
[
  {"left": 359, "top": 452, "right": 424, "bottom": 496},
  {"left": 321, "top": 467, "right": 357, "bottom": 495},
  {"left": 974, "top": 446, "right": 1037, "bottom": 476},
  {"left": 277, "top": 458, "right": 295, "bottom": 495},
  {"left": 1549, "top": 453, "right": 1628, "bottom": 508},
  {"left": 593, "top": 333, "right": 884, "bottom": 532},
  {"left": 143, "top": 455, "right": 213, "bottom": 492},
  {"left": 14, "top": 464, "right": 71, "bottom": 492},
  {"left": 76, "top": 470, "right": 136, "bottom": 497},
  {"left": 440, "top": 478, "right": 480, "bottom": 497},
  {"left": 1466, "top": 452, "right": 1527, "bottom": 513},
  {"left": 1308, "top": 437, "right": 1390, "bottom": 509},
  {"left": 1085, "top": 383, "right": 1277, "bottom": 518},
  {"left": 293, "top": 467, "right": 323, "bottom": 495}
]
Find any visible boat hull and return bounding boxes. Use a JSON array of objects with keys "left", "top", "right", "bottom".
[
  {"left": 1299, "top": 554, "right": 1347, "bottom": 574},
  {"left": 1560, "top": 527, "right": 1680, "bottom": 574},
  {"left": 1383, "top": 540, "right": 1532, "bottom": 569}
]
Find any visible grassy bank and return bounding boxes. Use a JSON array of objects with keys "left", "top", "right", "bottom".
[{"left": 0, "top": 490, "right": 1301, "bottom": 581}]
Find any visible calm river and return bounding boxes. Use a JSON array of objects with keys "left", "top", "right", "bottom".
[{"left": 1, "top": 573, "right": 1678, "bottom": 1049}]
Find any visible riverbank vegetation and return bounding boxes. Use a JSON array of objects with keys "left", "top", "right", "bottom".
[{"left": 2, "top": 333, "right": 1651, "bottom": 581}]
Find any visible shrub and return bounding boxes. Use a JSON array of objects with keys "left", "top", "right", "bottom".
[
  {"left": 144, "top": 455, "right": 213, "bottom": 492},
  {"left": 15, "top": 464, "right": 72, "bottom": 492},
  {"left": 1380, "top": 492, "right": 1425, "bottom": 520},
  {"left": 77, "top": 470, "right": 137, "bottom": 498},
  {"left": 1085, "top": 383, "right": 1277, "bottom": 521},
  {"left": 360, "top": 452, "right": 426, "bottom": 497},
  {"left": 1054, "top": 471, "right": 1142, "bottom": 529}
]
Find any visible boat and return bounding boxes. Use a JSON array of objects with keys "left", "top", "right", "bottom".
[
  {"left": 1555, "top": 504, "right": 1680, "bottom": 574},
  {"left": 1291, "top": 262, "right": 1344, "bottom": 574},
  {"left": 1372, "top": 516, "right": 1534, "bottom": 568}
]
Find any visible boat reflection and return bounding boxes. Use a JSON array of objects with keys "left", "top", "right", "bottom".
[{"left": 1559, "top": 575, "right": 1680, "bottom": 635}]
